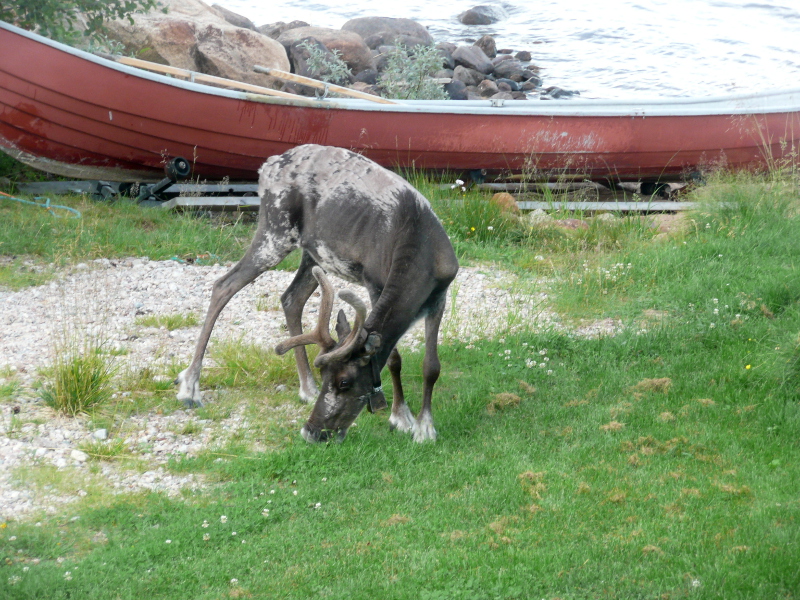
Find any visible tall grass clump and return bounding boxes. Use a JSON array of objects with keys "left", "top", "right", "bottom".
[{"left": 40, "top": 344, "right": 116, "bottom": 416}]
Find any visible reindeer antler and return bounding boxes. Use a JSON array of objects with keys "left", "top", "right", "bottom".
[
  {"left": 313, "top": 290, "right": 368, "bottom": 367},
  {"left": 275, "top": 266, "right": 336, "bottom": 355}
]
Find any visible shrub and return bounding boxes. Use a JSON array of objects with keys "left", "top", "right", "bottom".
[
  {"left": 378, "top": 44, "right": 448, "bottom": 100},
  {"left": 298, "top": 40, "right": 352, "bottom": 86}
]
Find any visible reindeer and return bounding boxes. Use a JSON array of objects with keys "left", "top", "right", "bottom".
[{"left": 175, "top": 144, "right": 459, "bottom": 443}]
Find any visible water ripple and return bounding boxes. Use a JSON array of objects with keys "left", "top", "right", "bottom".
[{"left": 216, "top": 0, "right": 800, "bottom": 98}]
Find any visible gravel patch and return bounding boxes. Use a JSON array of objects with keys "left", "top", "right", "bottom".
[{"left": 0, "top": 258, "right": 618, "bottom": 522}]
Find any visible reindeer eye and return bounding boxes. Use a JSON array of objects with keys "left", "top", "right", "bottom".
[{"left": 338, "top": 379, "right": 352, "bottom": 391}]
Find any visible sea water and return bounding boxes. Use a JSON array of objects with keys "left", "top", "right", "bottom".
[{"left": 215, "top": 0, "right": 800, "bottom": 99}]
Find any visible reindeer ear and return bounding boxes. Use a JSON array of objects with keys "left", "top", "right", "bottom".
[
  {"left": 354, "top": 332, "right": 381, "bottom": 366},
  {"left": 364, "top": 332, "right": 381, "bottom": 356},
  {"left": 335, "top": 309, "right": 351, "bottom": 340}
]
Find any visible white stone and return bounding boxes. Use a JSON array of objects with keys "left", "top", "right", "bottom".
[{"left": 70, "top": 450, "right": 89, "bottom": 462}]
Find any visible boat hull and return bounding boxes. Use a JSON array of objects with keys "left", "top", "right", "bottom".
[{"left": 1, "top": 21, "right": 799, "bottom": 182}]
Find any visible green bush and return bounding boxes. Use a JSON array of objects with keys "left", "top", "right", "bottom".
[{"left": 378, "top": 44, "right": 448, "bottom": 100}]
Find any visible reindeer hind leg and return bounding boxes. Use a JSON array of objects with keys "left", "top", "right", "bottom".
[
  {"left": 414, "top": 291, "right": 447, "bottom": 442},
  {"left": 281, "top": 251, "right": 322, "bottom": 403}
]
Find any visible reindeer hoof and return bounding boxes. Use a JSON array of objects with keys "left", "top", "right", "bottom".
[
  {"left": 413, "top": 412, "right": 437, "bottom": 443},
  {"left": 181, "top": 398, "right": 204, "bottom": 409},
  {"left": 389, "top": 404, "right": 416, "bottom": 434}
]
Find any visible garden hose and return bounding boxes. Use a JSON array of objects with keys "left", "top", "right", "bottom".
[{"left": 0, "top": 190, "right": 82, "bottom": 218}]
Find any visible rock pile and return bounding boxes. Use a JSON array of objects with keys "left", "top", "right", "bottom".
[{"left": 96, "top": 0, "right": 571, "bottom": 101}]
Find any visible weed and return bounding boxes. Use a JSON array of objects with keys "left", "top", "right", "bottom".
[
  {"left": 77, "top": 439, "right": 128, "bottom": 461},
  {"left": 135, "top": 312, "right": 199, "bottom": 331},
  {"left": 0, "top": 370, "right": 19, "bottom": 401}
]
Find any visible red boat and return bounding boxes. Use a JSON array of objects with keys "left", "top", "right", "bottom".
[{"left": 1, "top": 19, "right": 799, "bottom": 183}]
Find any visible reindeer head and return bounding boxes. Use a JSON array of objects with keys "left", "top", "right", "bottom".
[{"left": 275, "top": 267, "right": 383, "bottom": 443}]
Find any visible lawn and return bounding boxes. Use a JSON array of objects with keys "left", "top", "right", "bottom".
[{"left": 1, "top": 168, "right": 799, "bottom": 599}]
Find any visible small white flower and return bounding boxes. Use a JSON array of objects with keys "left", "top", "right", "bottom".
[
  {"left": 165, "top": 539, "right": 171, "bottom": 544},
  {"left": 64, "top": 571, "right": 72, "bottom": 581},
  {"left": 231, "top": 532, "right": 237, "bottom": 536},
  {"left": 713, "top": 298, "right": 719, "bottom": 304},
  {"left": 455, "top": 179, "right": 464, "bottom": 186},
  {"left": 220, "top": 515, "right": 227, "bottom": 523},
  {"left": 202, "top": 520, "right": 209, "bottom": 528},
  {"left": 539, "top": 349, "right": 547, "bottom": 356},
  {"left": 710, "top": 323, "right": 716, "bottom": 328},
  {"left": 22, "top": 567, "right": 29, "bottom": 572},
  {"left": 8, "top": 575, "right": 22, "bottom": 585},
  {"left": 539, "top": 363, "right": 546, "bottom": 368},
  {"left": 8, "top": 536, "right": 16, "bottom": 541},
  {"left": 547, "top": 370, "right": 553, "bottom": 375},
  {"left": 713, "top": 308, "right": 719, "bottom": 315},
  {"left": 691, "top": 579, "right": 701, "bottom": 588},
  {"left": 314, "top": 503, "right": 322, "bottom": 509},
  {"left": 487, "top": 226, "right": 494, "bottom": 231},
  {"left": 261, "top": 509, "right": 270, "bottom": 517},
  {"left": 203, "top": 533, "right": 210, "bottom": 541},
  {"left": 293, "top": 490, "right": 298, "bottom": 496},
  {"left": 230, "top": 578, "right": 239, "bottom": 585},
  {"left": 461, "top": 186, "right": 467, "bottom": 192},
  {"left": 270, "top": 489, "right": 275, "bottom": 494},
  {"left": 322, "top": 477, "right": 327, "bottom": 482}
]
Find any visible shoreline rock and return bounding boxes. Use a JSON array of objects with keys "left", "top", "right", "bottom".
[{"left": 91, "top": 0, "right": 566, "bottom": 102}]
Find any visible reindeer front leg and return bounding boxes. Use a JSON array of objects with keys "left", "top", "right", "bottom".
[
  {"left": 176, "top": 218, "right": 297, "bottom": 408},
  {"left": 387, "top": 347, "right": 416, "bottom": 434},
  {"left": 176, "top": 257, "right": 269, "bottom": 407}
]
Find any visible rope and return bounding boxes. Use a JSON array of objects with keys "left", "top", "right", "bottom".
[{"left": 0, "top": 190, "right": 82, "bottom": 218}]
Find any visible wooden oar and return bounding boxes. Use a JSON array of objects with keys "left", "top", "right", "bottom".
[
  {"left": 253, "top": 65, "right": 397, "bottom": 105},
  {"left": 99, "top": 54, "right": 309, "bottom": 101}
]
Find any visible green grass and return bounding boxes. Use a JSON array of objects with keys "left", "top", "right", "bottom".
[
  {"left": 0, "top": 194, "right": 256, "bottom": 275},
  {"left": 203, "top": 337, "right": 304, "bottom": 391},
  {"left": 134, "top": 312, "right": 199, "bottom": 331},
  {"left": 1, "top": 170, "right": 799, "bottom": 598}
]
